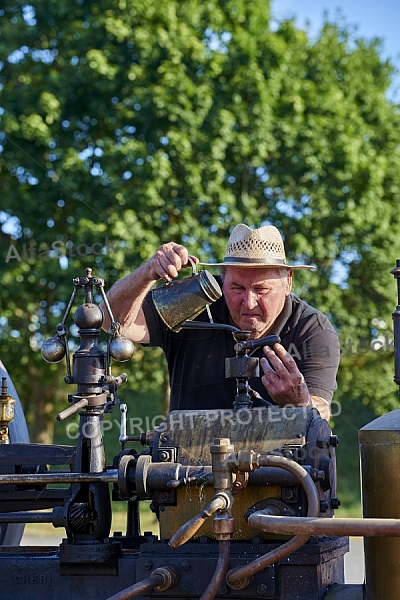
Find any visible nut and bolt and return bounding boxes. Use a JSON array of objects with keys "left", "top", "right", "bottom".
[
  {"left": 159, "top": 450, "right": 170, "bottom": 462},
  {"left": 329, "top": 435, "right": 340, "bottom": 447},
  {"left": 257, "top": 583, "right": 269, "bottom": 596},
  {"left": 320, "top": 500, "right": 329, "bottom": 513},
  {"left": 219, "top": 584, "right": 228, "bottom": 595}
]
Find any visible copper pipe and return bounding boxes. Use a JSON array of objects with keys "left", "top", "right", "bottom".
[
  {"left": 200, "top": 540, "right": 230, "bottom": 600},
  {"left": 248, "top": 514, "right": 400, "bottom": 537},
  {"left": 257, "top": 454, "right": 320, "bottom": 516},
  {"left": 105, "top": 573, "right": 164, "bottom": 600},
  {"left": 226, "top": 455, "right": 319, "bottom": 589},
  {"left": 106, "top": 566, "right": 177, "bottom": 600}
]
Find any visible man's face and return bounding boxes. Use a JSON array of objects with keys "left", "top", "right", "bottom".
[{"left": 222, "top": 267, "right": 292, "bottom": 339}]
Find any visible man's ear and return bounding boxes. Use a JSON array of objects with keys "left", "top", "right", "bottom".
[{"left": 286, "top": 269, "right": 293, "bottom": 295}]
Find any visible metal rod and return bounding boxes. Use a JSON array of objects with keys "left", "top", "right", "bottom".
[
  {"left": 0, "top": 512, "right": 53, "bottom": 523},
  {"left": 60, "top": 287, "right": 78, "bottom": 328},
  {"left": 247, "top": 514, "right": 400, "bottom": 537},
  {"left": 56, "top": 397, "right": 89, "bottom": 421},
  {"left": 0, "top": 469, "right": 118, "bottom": 485},
  {"left": 181, "top": 321, "right": 242, "bottom": 333},
  {"left": 99, "top": 284, "right": 117, "bottom": 330}
]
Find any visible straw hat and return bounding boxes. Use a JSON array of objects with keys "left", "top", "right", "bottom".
[{"left": 200, "top": 224, "right": 315, "bottom": 270}]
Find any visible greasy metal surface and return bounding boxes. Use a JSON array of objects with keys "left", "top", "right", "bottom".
[
  {"left": 136, "top": 537, "right": 348, "bottom": 600},
  {"left": 157, "top": 407, "right": 309, "bottom": 465},
  {"left": 157, "top": 407, "right": 323, "bottom": 541},
  {"left": 0, "top": 537, "right": 348, "bottom": 599},
  {"left": 359, "top": 410, "right": 400, "bottom": 600},
  {"left": 159, "top": 483, "right": 281, "bottom": 540}
]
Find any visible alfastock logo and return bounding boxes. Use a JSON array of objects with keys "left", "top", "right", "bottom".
[{"left": 5, "top": 237, "right": 119, "bottom": 263}]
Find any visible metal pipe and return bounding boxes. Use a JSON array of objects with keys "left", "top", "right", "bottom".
[
  {"left": 0, "top": 463, "right": 308, "bottom": 490},
  {"left": 200, "top": 540, "right": 230, "bottom": 600},
  {"left": 226, "top": 455, "right": 319, "bottom": 589},
  {"left": 106, "top": 566, "right": 177, "bottom": 600},
  {"left": 0, "top": 469, "right": 118, "bottom": 485},
  {"left": 248, "top": 465, "right": 314, "bottom": 486},
  {"left": 105, "top": 573, "right": 165, "bottom": 600},
  {"left": 248, "top": 514, "right": 400, "bottom": 537},
  {"left": 257, "top": 454, "right": 321, "bottom": 516}
]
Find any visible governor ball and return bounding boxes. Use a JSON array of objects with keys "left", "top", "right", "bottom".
[
  {"left": 109, "top": 336, "right": 135, "bottom": 362},
  {"left": 41, "top": 337, "right": 66, "bottom": 363}
]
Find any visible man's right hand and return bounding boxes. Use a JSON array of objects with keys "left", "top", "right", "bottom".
[
  {"left": 103, "top": 241, "right": 199, "bottom": 344},
  {"left": 148, "top": 242, "right": 199, "bottom": 283}
]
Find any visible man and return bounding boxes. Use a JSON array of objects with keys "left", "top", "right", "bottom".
[{"left": 104, "top": 224, "right": 339, "bottom": 420}]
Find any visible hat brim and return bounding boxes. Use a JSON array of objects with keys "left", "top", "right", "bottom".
[{"left": 199, "top": 260, "right": 316, "bottom": 271}]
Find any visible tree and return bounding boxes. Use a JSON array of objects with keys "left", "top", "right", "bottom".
[{"left": 1, "top": 0, "right": 400, "bottom": 443}]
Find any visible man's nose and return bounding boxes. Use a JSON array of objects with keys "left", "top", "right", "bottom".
[{"left": 243, "top": 290, "right": 258, "bottom": 309}]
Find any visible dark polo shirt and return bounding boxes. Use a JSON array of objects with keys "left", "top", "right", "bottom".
[{"left": 142, "top": 285, "right": 339, "bottom": 412}]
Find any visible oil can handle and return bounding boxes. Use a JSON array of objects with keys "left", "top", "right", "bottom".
[{"left": 187, "top": 256, "right": 197, "bottom": 276}]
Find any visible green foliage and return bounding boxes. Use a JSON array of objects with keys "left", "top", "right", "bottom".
[
  {"left": 0, "top": 0, "right": 400, "bottom": 447},
  {"left": 333, "top": 394, "right": 377, "bottom": 517}
]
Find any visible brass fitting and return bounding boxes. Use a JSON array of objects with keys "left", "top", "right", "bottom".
[{"left": 0, "top": 377, "right": 15, "bottom": 444}]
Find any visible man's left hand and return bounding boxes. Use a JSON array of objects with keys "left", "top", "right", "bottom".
[{"left": 260, "top": 343, "right": 311, "bottom": 408}]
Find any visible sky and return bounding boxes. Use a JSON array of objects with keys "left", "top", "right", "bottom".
[{"left": 271, "top": 0, "right": 400, "bottom": 102}]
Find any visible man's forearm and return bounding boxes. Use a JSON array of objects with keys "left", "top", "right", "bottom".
[
  {"left": 102, "top": 263, "right": 157, "bottom": 343},
  {"left": 310, "top": 395, "right": 331, "bottom": 421}
]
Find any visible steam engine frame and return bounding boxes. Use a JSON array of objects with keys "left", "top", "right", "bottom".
[{"left": 0, "top": 263, "right": 400, "bottom": 599}]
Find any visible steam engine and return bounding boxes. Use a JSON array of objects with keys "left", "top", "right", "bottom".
[{"left": 0, "top": 264, "right": 399, "bottom": 599}]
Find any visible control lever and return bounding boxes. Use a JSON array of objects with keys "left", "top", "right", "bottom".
[{"left": 234, "top": 334, "right": 280, "bottom": 352}]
